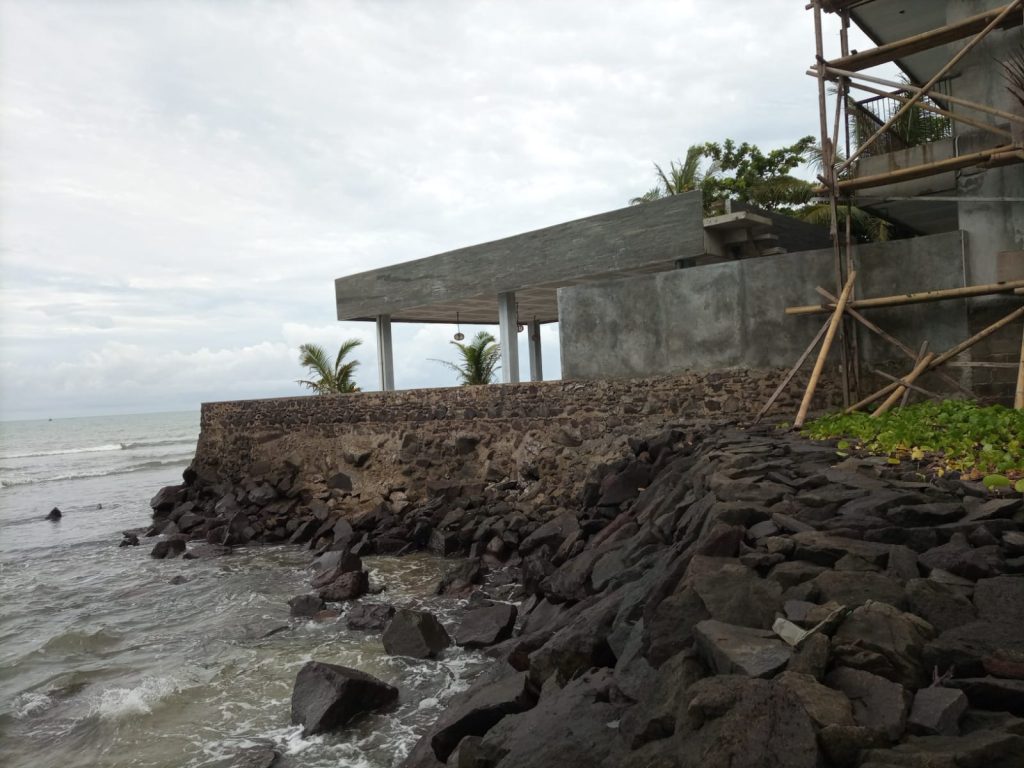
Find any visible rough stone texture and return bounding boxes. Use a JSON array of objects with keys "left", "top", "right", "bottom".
[
  {"left": 826, "top": 667, "right": 911, "bottom": 741},
  {"left": 455, "top": 604, "right": 517, "bottom": 649},
  {"left": 288, "top": 594, "right": 325, "bottom": 618},
  {"left": 693, "top": 620, "right": 792, "bottom": 678},
  {"left": 908, "top": 686, "right": 968, "bottom": 736},
  {"left": 383, "top": 609, "right": 451, "bottom": 659},
  {"left": 290, "top": 661, "right": 397, "bottom": 736},
  {"left": 346, "top": 603, "right": 395, "bottom": 631},
  {"left": 830, "top": 601, "right": 936, "bottom": 689}
]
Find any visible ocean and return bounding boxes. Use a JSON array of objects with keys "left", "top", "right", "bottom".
[{"left": 0, "top": 411, "right": 486, "bottom": 767}]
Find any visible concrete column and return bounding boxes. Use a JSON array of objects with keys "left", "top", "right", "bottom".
[
  {"left": 527, "top": 320, "right": 543, "bottom": 381},
  {"left": 375, "top": 314, "right": 395, "bottom": 392},
  {"left": 497, "top": 291, "right": 520, "bottom": 384}
]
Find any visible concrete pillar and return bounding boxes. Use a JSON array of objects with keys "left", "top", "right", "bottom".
[
  {"left": 527, "top": 320, "right": 543, "bottom": 381},
  {"left": 497, "top": 291, "right": 520, "bottom": 384},
  {"left": 375, "top": 314, "right": 395, "bottom": 391}
]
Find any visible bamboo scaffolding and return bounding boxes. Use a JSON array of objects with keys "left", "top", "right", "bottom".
[
  {"left": 820, "top": 67, "right": 1024, "bottom": 127},
  {"left": 827, "top": 145, "right": 1024, "bottom": 195},
  {"left": 825, "top": 5, "right": 1024, "bottom": 73},
  {"left": 789, "top": 280, "right": 1024, "bottom": 316},
  {"left": 872, "top": 368, "right": 942, "bottom": 400},
  {"left": 1016, "top": 322, "right": 1024, "bottom": 410},
  {"left": 754, "top": 318, "right": 832, "bottom": 424},
  {"left": 795, "top": 271, "right": 857, "bottom": 429},
  {"left": 872, "top": 353, "right": 934, "bottom": 418},
  {"left": 815, "top": 286, "right": 974, "bottom": 397},
  {"left": 834, "top": 0, "right": 1024, "bottom": 175},
  {"left": 846, "top": 306, "right": 1024, "bottom": 413},
  {"left": 902, "top": 342, "right": 929, "bottom": 407},
  {"left": 846, "top": 81, "right": 1014, "bottom": 142}
]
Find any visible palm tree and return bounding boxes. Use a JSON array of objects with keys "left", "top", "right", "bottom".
[
  {"left": 297, "top": 339, "right": 362, "bottom": 394},
  {"left": 432, "top": 331, "right": 501, "bottom": 385},
  {"left": 629, "top": 144, "right": 719, "bottom": 208}
]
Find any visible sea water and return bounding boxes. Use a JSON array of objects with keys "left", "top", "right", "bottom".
[{"left": 0, "top": 412, "right": 487, "bottom": 767}]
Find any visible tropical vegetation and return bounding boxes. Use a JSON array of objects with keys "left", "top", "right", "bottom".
[
  {"left": 433, "top": 330, "right": 501, "bottom": 385},
  {"left": 803, "top": 400, "right": 1024, "bottom": 481},
  {"left": 297, "top": 339, "right": 362, "bottom": 394}
]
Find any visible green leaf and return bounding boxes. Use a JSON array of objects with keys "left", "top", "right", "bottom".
[
  {"left": 983, "top": 474, "right": 1011, "bottom": 489},
  {"left": 1015, "top": 479, "right": 1024, "bottom": 494}
]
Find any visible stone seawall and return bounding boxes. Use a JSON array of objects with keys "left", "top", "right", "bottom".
[{"left": 191, "top": 369, "right": 840, "bottom": 505}]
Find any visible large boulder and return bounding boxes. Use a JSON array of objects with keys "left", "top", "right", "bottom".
[
  {"left": 830, "top": 601, "right": 936, "bottom": 688},
  {"left": 691, "top": 563, "right": 782, "bottom": 629},
  {"left": 455, "top": 604, "right": 518, "bottom": 649},
  {"left": 288, "top": 594, "right": 326, "bottom": 618},
  {"left": 428, "top": 670, "right": 535, "bottom": 762},
  {"left": 290, "top": 661, "right": 397, "bottom": 735},
  {"left": 383, "top": 609, "right": 451, "bottom": 659}
]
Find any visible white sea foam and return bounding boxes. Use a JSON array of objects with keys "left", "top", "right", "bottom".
[
  {"left": 94, "top": 676, "right": 178, "bottom": 719},
  {"left": 0, "top": 444, "right": 123, "bottom": 460},
  {"left": 12, "top": 691, "right": 52, "bottom": 718}
]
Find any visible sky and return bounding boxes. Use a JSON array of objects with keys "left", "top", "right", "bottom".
[{"left": 0, "top": 0, "right": 869, "bottom": 421}]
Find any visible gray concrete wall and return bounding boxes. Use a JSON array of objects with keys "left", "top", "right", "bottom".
[{"left": 558, "top": 232, "right": 969, "bottom": 381}]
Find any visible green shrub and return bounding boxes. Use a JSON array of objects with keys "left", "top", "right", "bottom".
[{"left": 802, "top": 401, "right": 1024, "bottom": 476}]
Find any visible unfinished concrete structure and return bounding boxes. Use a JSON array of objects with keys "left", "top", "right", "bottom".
[{"left": 335, "top": 0, "right": 1023, "bottom": 409}]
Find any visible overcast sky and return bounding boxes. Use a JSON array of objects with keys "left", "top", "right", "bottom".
[{"left": 0, "top": 0, "right": 868, "bottom": 421}]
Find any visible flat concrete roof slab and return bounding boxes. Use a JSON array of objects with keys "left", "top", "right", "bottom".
[{"left": 335, "top": 192, "right": 704, "bottom": 324}]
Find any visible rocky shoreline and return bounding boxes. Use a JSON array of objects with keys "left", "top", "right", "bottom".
[{"left": 141, "top": 420, "right": 1024, "bottom": 768}]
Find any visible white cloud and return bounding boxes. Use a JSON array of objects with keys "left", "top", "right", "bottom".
[{"left": 0, "top": 0, "right": 868, "bottom": 420}]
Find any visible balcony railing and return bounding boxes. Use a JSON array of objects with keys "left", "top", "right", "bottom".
[{"left": 847, "top": 79, "right": 954, "bottom": 158}]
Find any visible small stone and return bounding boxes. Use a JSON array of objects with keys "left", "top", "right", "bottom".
[
  {"left": 317, "top": 570, "right": 368, "bottom": 602},
  {"left": 289, "top": 593, "right": 326, "bottom": 618},
  {"left": 908, "top": 686, "right": 967, "bottom": 736},
  {"left": 345, "top": 603, "right": 395, "bottom": 631},
  {"left": 46, "top": 507, "right": 62, "bottom": 521}
]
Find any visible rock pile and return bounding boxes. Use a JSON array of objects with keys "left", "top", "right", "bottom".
[{"left": 397, "top": 425, "right": 1024, "bottom": 768}]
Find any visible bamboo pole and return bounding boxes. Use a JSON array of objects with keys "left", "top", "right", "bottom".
[
  {"left": 789, "top": 279, "right": 1024, "bottom": 315},
  {"left": 846, "top": 81, "right": 1013, "bottom": 141},
  {"left": 825, "top": 5, "right": 1024, "bottom": 73},
  {"left": 795, "top": 271, "right": 857, "bottom": 429},
  {"left": 872, "top": 368, "right": 942, "bottom": 400},
  {"left": 828, "top": 145, "right": 1023, "bottom": 194},
  {"left": 1016, "top": 322, "right": 1024, "bottom": 409},
  {"left": 754, "top": 318, "right": 831, "bottom": 424},
  {"left": 820, "top": 67, "right": 1024, "bottom": 127},
  {"left": 834, "top": 0, "right": 1024, "bottom": 175},
  {"left": 815, "top": 286, "right": 974, "bottom": 397},
  {"left": 902, "top": 341, "right": 929, "bottom": 407},
  {"left": 872, "top": 353, "right": 935, "bottom": 418},
  {"left": 846, "top": 306, "right": 1024, "bottom": 413}
]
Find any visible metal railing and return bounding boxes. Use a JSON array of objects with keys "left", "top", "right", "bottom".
[{"left": 847, "top": 79, "right": 955, "bottom": 158}]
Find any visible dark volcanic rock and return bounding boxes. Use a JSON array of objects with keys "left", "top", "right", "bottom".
[
  {"left": 476, "top": 669, "right": 627, "bottom": 768},
  {"left": 676, "top": 675, "right": 820, "bottom": 768},
  {"left": 905, "top": 578, "right": 977, "bottom": 632},
  {"left": 150, "top": 537, "right": 187, "bottom": 559},
  {"left": 830, "top": 601, "right": 935, "bottom": 688},
  {"left": 907, "top": 686, "right": 967, "bottom": 736},
  {"left": 311, "top": 558, "right": 364, "bottom": 589},
  {"left": 383, "top": 609, "right": 451, "bottom": 659},
  {"left": 312, "top": 548, "right": 361, "bottom": 574},
  {"left": 455, "top": 603, "right": 517, "bottom": 649},
  {"left": 150, "top": 484, "right": 184, "bottom": 514},
  {"left": 693, "top": 619, "right": 792, "bottom": 678},
  {"left": 428, "top": 669, "right": 535, "bottom": 762},
  {"left": 46, "top": 507, "right": 62, "bottom": 521},
  {"left": 826, "top": 667, "right": 911, "bottom": 741},
  {"left": 289, "top": 593, "right": 326, "bottom": 618},
  {"left": 345, "top": 603, "right": 395, "bottom": 631},
  {"left": 436, "top": 560, "right": 482, "bottom": 597},
  {"left": 290, "top": 661, "right": 397, "bottom": 735},
  {"left": 317, "top": 570, "right": 368, "bottom": 602}
]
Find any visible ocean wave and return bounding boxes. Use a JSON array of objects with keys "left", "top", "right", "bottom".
[
  {"left": 119, "top": 437, "right": 196, "bottom": 450},
  {"left": 0, "top": 444, "right": 123, "bottom": 460},
  {"left": 93, "top": 676, "right": 179, "bottom": 719},
  {"left": 0, "top": 459, "right": 191, "bottom": 488}
]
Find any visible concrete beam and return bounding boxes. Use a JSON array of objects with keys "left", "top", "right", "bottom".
[
  {"left": 375, "top": 314, "right": 395, "bottom": 391},
  {"left": 497, "top": 292, "right": 520, "bottom": 384},
  {"left": 335, "top": 192, "right": 705, "bottom": 322},
  {"left": 528, "top": 320, "right": 543, "bottom": 382}
]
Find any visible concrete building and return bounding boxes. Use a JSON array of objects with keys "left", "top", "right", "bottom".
[{"left": 335, "top": 0, "right": 1023, "bottom": 404}]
